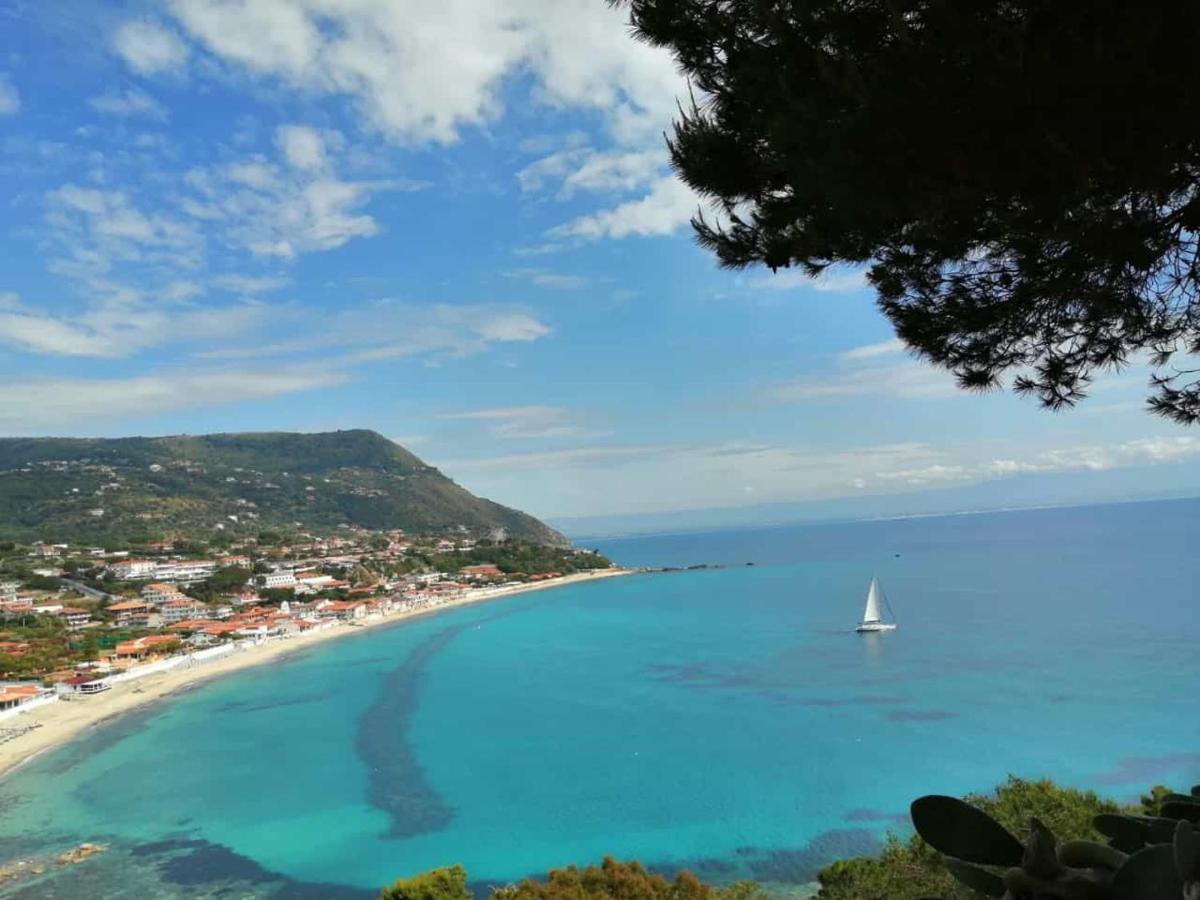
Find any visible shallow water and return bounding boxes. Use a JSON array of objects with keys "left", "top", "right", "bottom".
[{"left": 1, "top": 499, "right": 1197, "bottom": 897}]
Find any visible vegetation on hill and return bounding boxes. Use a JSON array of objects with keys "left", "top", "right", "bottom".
[
  {"left": 0, "top": 430, "right": 568, "bottom": 547},
  {"left": 619, "top": 0, "right": 1200, "bottom": 422},
  {"left": 816, "top": 777, "right": 1122, "bottom": 898},
  {"left": 397, "top": 541, "right": 613, "bottom": 578},
  {"left": 381, "top": 779, "right": 1198, "bottom": 900},
  {"left": 382, "top": 858, "right": 764, "bottom": 900}
]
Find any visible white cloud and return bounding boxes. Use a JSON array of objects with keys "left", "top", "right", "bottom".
[
  {"left": 552, "top": 175, "right": 699, "bottom": 240},
  {"left": 504, "top": 268, "right": 588, "bottom": 289},
  {"left": 0, "top": 366, "right": 345, "bottom": 431},
  {"left": 441, "top": 434, "right": 1200, "bottom": 517},
  {"left": 0, "top": 292, "right": 264, "bottom": 358},
  {"left": 181, "top": 126, "right": 390, "bottom": 259},
  {"left": 438, "top": 405, "right": 593, "bottom": 439},
  {"left": 840, "top": 339, "right": 906, "bottom": 362},
  {"left": 113, "top": 20, "right": 190, "bottom": 75},
  {"left": 46, "top": 183, "right": 204, "bottom": 279},
  {"left": 159, "top": 0, "right": 682, "bottom": 146},
  {"left": 197, "top": 301, "right": 550, "bottom": 364},
  {"left": 0, "top": 75, "right": 19, "bottom": 116},
  {"left": 89, "top": 87, "right": 169, "bottom": 120},
  {"left": 518, "top": 147, "right": 664, "bottom": 197},
  {"left": 276, "top": 124, "right": 328, "bottom": 171},
  {"left": 211, "top": 274, "right": 290, "bottom": 294},
  {"left": 751, "top": 268, "right": 869, "bottom": 293},
  {"left": 772, "top": 361, "right": 958, "bottom": 402}
]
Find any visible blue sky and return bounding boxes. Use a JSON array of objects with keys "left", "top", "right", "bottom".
[{"left": 1, "top": 0, "right": 1199, "bottom": 525}]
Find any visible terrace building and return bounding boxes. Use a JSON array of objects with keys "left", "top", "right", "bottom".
[
  {"left": 54, "top": 607, "right": 92, "bottom": 629},
  {"left": 107, "top": 600, "right": 154, "bottom": 628},
  {"left": 142, "top": 583, "right": 186, "bottom": 606},
  {"left": 110, "top": 559, "right": 156, "bottom": 580}
]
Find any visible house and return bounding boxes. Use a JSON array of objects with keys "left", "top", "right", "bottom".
[
  {"left": 294, "top": 572, "right": 337, "bottom": 593},
  {"left": 151, "top": 559, "right": 217, "bottom": 584},
  {"left": 54, "top": 607, "right": 91, "bottom": 629},
  {"left": 459, "top": 564, "right": 504, "bottom": 580},
  {"left": 32, "top": 603, "right": 64, "bottom": 615},
  {"left": 142, "top": 582, "right": 186, "bottom": 605},
  {"left": 260, "top": 570, "right": 297, "bottom": 589},
  {"left": 110, "top": 559, "right": 157, "bottom": 580},
  {"left": 160, "top": 598, "right": 204, "bottom": 624},
  {"left": 106, "top": 600, "right": 153, "bottom": 627},
  {"left": 410, "top": 572, "right": 447, "bottom": 585},
  {"left": 233, "top": 622, "right": 281, "bottom": 639},
  {"left": 0, "top": 683, "right": 49, "bottom": 710},
  {"left": 112, "top": 634, "right": 179, "bottom": 660},
  {"left": 0, "top": 580, "right": 19, "bottom": 602},
  {"left": 318, "top": 601, "right": 368, "bottom": 622},
  {"left": 56, "top": 674, "right": 109, "bottom": 695},
  {"left": 30, "top": 542, "right": 68, "bottom": 558}
]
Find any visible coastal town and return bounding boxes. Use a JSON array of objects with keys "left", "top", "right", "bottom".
[{"left": 0, "top": 527, "right": 618, "bottom": 730}]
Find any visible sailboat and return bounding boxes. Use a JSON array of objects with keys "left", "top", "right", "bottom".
[{"left": 855, "top": 577, "right": 897, "bottom": 633}]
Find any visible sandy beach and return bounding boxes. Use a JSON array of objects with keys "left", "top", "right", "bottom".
[{"left": 0, "top": 568, "right": 631, "bottom": 780}]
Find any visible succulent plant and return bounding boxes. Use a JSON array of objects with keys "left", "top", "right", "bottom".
[{"left": 909, "top": 784, "right": 1200, "bottom": 899}]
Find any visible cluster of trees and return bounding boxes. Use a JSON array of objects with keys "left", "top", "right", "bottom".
[
  {"left": 381, "top": 858, "right": 764, "bottom": 900},
  {"left": 183, "top": 566, "right": 254, "bottom": 602},
  {"left": 380, "top": 779, "right": 1178, "bottom": 900},
  {"left": 398, "top": 541, "right": 613, "bottom": 579},
  {"left": 0, "top": 616, "right": 110, "bottom": 678},
  {"left": 816, "top": 777, "right": 1130, "bottom": 898}
]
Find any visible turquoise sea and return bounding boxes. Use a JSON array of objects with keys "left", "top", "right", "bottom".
[{"left": 0, "top": 499, "right": 1198, "bottom": 898}]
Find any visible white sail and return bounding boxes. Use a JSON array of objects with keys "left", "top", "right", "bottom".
[{"left": 862, "top": 578, "right": 882, "bottom": 624}]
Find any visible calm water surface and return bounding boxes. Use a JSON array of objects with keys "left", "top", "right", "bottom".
[{"left": 0, "top": 500, "right": 1197, "bottom": 897}]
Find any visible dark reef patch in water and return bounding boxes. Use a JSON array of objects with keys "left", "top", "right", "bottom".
[
  {"left": 644, "top": 662, "right": 906, "bottom": 710},
  {"left": 357, "top": 604, "right": 529, "bottom": 839},
  {"left": 844, "top": 808, "right": 909, "bottom": 825},
  {"left": 356, "top": 625, "right": 460, "bottom": 838},
  {"left": 885, "top": 709, "right": 958, "bottom": 722},
  {"left": 216, "top": 692, "right": 333, "bottom": 714},
  {"left": 1092, "top": 753, "right": 1200, "bottom": 786},
  {"left": 129, "top": 836, "right": 374, "bottom": 898},
  {"left": 734, "top": 828, "right": 882, "bottom": 883}
]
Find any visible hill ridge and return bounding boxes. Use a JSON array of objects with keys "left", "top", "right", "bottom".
[{"left": 0, "top": 429, "right": 568, "bottom": 547}]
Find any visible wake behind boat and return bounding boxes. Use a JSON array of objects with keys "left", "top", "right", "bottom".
[{"left": 855, "top": 577, "right": 897, "bottom": 633}]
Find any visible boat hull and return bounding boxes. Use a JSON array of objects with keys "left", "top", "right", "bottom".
[{"left": 855, "top": 623, "right": 897, "bottom": 633}]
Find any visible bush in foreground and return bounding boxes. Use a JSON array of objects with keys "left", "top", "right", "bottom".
[
  {"left": 817, "top": 777, "right": 1121, "bottom": 899},
  {"left": 380, "top": 778, "right": 1199, "bottom": 900}
]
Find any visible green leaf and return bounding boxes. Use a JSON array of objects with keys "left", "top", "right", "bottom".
[
  {"left": 910, "top": 796, "right": 1024, "bottom": 866},
  {"left": 1141, "top": 816, "right": 1184, "bottom": 844},
  {"left": 944, "top": 859, "right": 1004, "bottom": 897},
  {"left": 1175, "top": 821, "right": 1200, "bottom": 882},
  {"left": 1094, "top": 814, "right": 1147, "bottom": 852},
  {"left": 1163, "top": 802, "right": 1200, "bottom": 824},
  {"left": 1111, "top": 844, "right": 1182, "bottom": 900},
  {"left": 1163, "top": 794, "right": 1196, "bottom": 805}
]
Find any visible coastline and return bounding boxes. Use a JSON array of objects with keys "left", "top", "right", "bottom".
[{"left": 0, "top": 568, "right": 631, "bottom": 781}]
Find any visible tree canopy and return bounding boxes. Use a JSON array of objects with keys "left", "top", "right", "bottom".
[
  {"left": 621, "top": 0, "right": 1200, "bottom": 421},
  {"left": 816, "top": 776, "right": 1122, "bottom": 898}
]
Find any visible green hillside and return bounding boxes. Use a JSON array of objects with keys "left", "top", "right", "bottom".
[{"left": 0, "top": 430, "right": 569, "bottom": 546}]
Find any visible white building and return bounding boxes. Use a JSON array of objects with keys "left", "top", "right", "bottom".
[
  {"left": 261, "top": 570, "right": 297, "bottom": 589},
  {"left": 160, "top": 599, "right": 202, "bottom": 624},
  {"left": 110, "top": 559, "right": 157, "bottom": 580}
]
